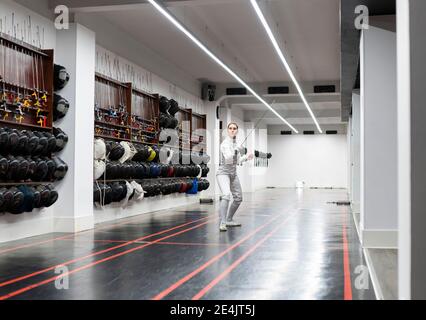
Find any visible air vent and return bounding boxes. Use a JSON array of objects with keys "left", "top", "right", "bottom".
[
  {"left": 326, "top": 130, "right": 338, "bottom": 135},
  {"left": 268, "top": 86, "right": 289, "bottom": 94},
  {"left": 303, "top": 131, "right": 315, "bottom": 135},
  {"left": 226, "top": 88, "right": 247, "bottom": 95},
  {"left": 280, "top": 131, "right": 292, "bottom": 135},
  {"left": 314, "top": 85, "right": 336, "bottom": 93}
]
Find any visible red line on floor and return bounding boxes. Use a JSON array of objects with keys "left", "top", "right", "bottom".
[
  {"left": 0, "top": 211, "right": 206, "bottom": 255},
  {"left": 58, "top": 239, "right": 229, "bottom": 247},
  {"left": 0, "top": 216, "right": 211, "bottom": 289},
  {"left": 192, "top": 214, "right": 293, "bottom": 300},
  {"left": 342, "top": 211, "right": 353, "bottom": 300},
  {"left": 0, "top": 216, "right": 139, "bottom": 255},
  {"left": 58, "top": 239, "right": 129, "bottom": 243},
  {"left": 142, "top": 241, "right": 230, "bottom": 247},
  {"left": 151, "top": 213, "right": 286, "bottom": 300},
  {"left": 0, "top": 218, "right": 217, "bottom": 300}
]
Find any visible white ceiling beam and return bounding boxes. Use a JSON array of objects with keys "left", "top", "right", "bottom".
[
  {"left": 244, "top": 109, "right": 341, "bottom": 123},
  {"left": 218, "top": 93, "right": 341, "bottom": 105},
  {"left": 243, "top": 109, "right": 341, "bottom": 119},
  {"left": 250, "top": 117, "right": 344, "bottom": 125},
  {"left": 49, "top": 0, "right": 254, "bottom": 13}
]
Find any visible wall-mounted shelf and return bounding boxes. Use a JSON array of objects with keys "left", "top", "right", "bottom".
[
  {"left": 95, "top": 72, "right": 130, "bottom": 89},
  {"left": 95, "top": 134, "right": 131, "bottom": 142},
  {"left": 95, "top": 120, "right": 129, "bottom": 129},
  {"left": 0, "top": 119, "right": 52, "bottom": 131},
  {"left": 93, "top": 75, "right": 207, "bottom": 153},
  {"left": 0, "top": 181, "right": 55, "bottom": 186},
  {"left": 1, "top": 33, "right": 54, "bottom": 130},
  {"left": 95, "top": 177, "right": 198, "bottom": 183},
  {"left": 94, "top": 74, "right": 161, "bottom": 146},
  {"left": 0, "top": 32, "right": 49, "bottom": 57},
  {"left": 132, "top": 87, "right": 156, "bottom": 99}
]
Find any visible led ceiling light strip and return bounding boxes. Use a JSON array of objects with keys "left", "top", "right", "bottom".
[
  {"left": 147, "top": 0, "right": 298, "bottom": 133},
  {"left": 250, "top": 0, "right": 323, "bottom": 133}
]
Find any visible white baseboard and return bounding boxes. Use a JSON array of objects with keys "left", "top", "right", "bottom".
[
  {"left": 351, "top": 201, "right": 360, "bottom": 214},
  {"left": 361, "top": 229, "right": 398, "bottom": 249},
  {"left": 351, "top": 211, "right": 361, "bottom": 240},
  {"left": 54, "top": 215, "right": 94, "bottom": 233},
  {"left": 363, "top": 248, "right": 384, "bottom": 300},
  {"left": 349, "top": 207, "right": 382, "bottom": 300},
  {"left": 0, "top": 209, "right": 54, "bottom": 243},
  {"left": 94, "top": 193, "right": 200, "bottom": 225}
]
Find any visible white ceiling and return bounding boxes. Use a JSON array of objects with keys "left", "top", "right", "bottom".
[
  {"left": 237, "top": 101, "right": 341, "bottom": 111},
  {"left": 75, "top": 0, "right": 343, "bottom": 129},
  {"left": 90, "top": 0, "right": 340, "bottom": 84}
]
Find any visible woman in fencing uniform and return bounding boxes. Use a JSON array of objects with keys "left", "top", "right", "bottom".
[{"left": 216, "top": 122, "right": 253, "bottom": 232}]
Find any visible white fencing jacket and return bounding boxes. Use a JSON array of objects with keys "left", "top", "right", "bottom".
[{"left": 217, "top": 136, "right": 248, "bottom": 175}]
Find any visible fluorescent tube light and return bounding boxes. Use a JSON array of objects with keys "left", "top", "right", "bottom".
[
  {"left": 147, "top": 0, "right": 298, "bottom": 133},
  {"left": 250, "top": 0, "right": 323, "bottom": 133}
]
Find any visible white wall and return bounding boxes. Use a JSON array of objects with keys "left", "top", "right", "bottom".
[
  {"left": 360, "top": 23, "right": 398, "bottom": 248},
  {"left": 95, "top": 46, "right": 205, "bottom": 114},
  {"left": 0, "top": 0, "right": 214, "bottom": 241},
  {"left": 253, "top": 125, "right": 268, "bottom": 190},
  {"left": 75, "top": 13, "right": 201, "bottom": 98},
  {"left": 267, "top": 135, "right": 348, "bottom": 188},
  {"left": 0, "top": 0, "right": 57, "bottom": 243},
  {"left": 397, "top": 0, "right": 411, "bottom": 299},
  {"left": 0, "top": 0, "right": 56, "bottom": 49},
  {"left": 93, "top": 46, "right": 211, "bottom": 224},
  {"left": 397, "top": 0, "right": 426, "bottom": 299}
]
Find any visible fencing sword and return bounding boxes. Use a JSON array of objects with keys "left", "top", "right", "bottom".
[{"left": 238, "top": 99, "right": 276, "bottom": 148}]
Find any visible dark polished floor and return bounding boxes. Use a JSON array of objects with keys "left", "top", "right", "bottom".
[{"left": 0, "top": 189, "right": 375, "bottom": 300}]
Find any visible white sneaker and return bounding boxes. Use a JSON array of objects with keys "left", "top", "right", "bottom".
[
  {"left": 226, "top": 220, "right": 242, "bottom": 227},
  {"left": 219, "top": 223, "right": 228, "bottom": 232}
]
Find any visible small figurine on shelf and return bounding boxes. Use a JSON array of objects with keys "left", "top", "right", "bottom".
[
  {"left": 31, "top": 90, "right": 38, "bottom": 100},
  {"left": 95, "top": 104, "right": 103, "bottom": 122},
  {"left": 14, "top": 113, "right": 24, "bottom": 124},
  {"left": 14, "top": 91, "right": 22, "bottom": 105},
  {"left": 109, "top": 107, "right": 118, "bottom": 118},
  {"left": 37, "top": 115, "right": 47, "bottom": 127},
  {"left": 0, "top": 99, "right": 8, "bottom": 112},
  {"left": 119, "top": 113, "right": 127, "bottom": 126},
  {"left": 0, "top": 98, "right": 11, "bottom": 113},
  {"left": 23, "top": 98, "right": 31, "bottom": 110},
  {"left": 41, "top": 92, "right": 48, "bottom": 104},
  {"left": 0, "top": 89, "right": 7, "bottom": 104},
  {"left": 114, "top": 129, "right": 121, "bottom": 139},
  {"left": 15, "top": 104, "right": 24, "bottom": 116},
  {"left": 34, "top": 97, "right": 41, "bottom": 108}
]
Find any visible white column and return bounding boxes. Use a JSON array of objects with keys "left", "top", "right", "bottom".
[
  {"left": 202, "top": 101, "right": 219, "bottom": 199},
  {"left": 360, "top": 22, "right": 398, "bottom": 248},
  {"left": 347, "top": 117, "right": 352, "bottom": 195},
  {"left": 397, "top": 0, "right": 426, "bottom": 300},
  {"left": 53, "top": 23, "right": 96, "bottom": 232},
  {"left": 351, "top": 91, "right": 361, "bottom": 214}
]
